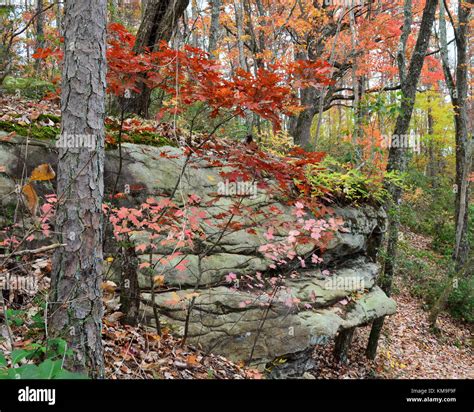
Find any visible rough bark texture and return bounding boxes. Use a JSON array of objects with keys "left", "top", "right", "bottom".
[
  {"left": 233, "top": 0, "right": 247, "bottom": 71},
  {"left": 366, "top": 0, "right": 438, "bottom": 360},
  {"left": 208, "top": 0, "right": 222, "bottom": 54},
  {"left": 49, "top": 0, "right": 107, "bottom": 378},
  {"left": 34, "top": 0, "right": 44, "bottom": 75},
  {"left": 289, "top": 11, "right": 349, "bottom": 148},
  {"left": 120, "top": 240, "right": 140, "bottom": 326},
  {"left": 452, "top": 0, "right": 472, "bottom": 271},
  {"left": 128, "top": 0, "right": 190, "bottom": 117}
]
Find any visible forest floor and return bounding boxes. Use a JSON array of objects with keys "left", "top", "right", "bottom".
[
  {"left": 1, "top": 228, "right": 470, "bottom": 380},
  {"left": 310, "top": 229, "right": 473, "bottom": 379},
  {"left": 310, "top": 286, "right": 472, "bottom": 379}
]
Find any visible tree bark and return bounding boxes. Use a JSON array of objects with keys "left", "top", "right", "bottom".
[
  {"left": 49, "top": 0, "right": 107, "bottom": 378},
  {"left": 451, "top": 0, "right": 471, "bottom": 272},
  {"left": 120, "top": 240, "right": 140, "bottom": 326},
  {"left": 128, "top": 0, "right": 190, "bottom": 117},
  {"left": 208, "top": 0, "right": 221, "bottom": 55},
  {"left": 366, "top": 0, "right": 439, "bottom": 359},
  {"left": 334, "top": 327, "right": 356, "bottom": 364},
  {"left": 289, "top": 8, "right": 348, "bottom": 148},
  {"left": 233, "top": 0, "right": 247, "bottom": 71},
  {"left": 34, "top": 0, "right": 44, "bottom": 75},
  {"left": 429, "top": 0, "right": 472, "bottom": 327}
]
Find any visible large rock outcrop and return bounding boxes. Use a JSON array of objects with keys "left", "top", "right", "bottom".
[{"left": 0, "top": 134, "right": 396, "bottom": 374}]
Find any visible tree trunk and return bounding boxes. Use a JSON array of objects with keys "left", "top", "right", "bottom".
[
  {"left": 233, "top": 0, "right": 247, "bottom": 71},
  {"left": 49, "top": 0, "right": 107, "bottom": 378},
  {"left": 334, "top": 327, "right": 356, "bottom": 364},
  {"left": 120, "top": 240, "right": 140, "bottom": 326},
  {"left": 290, "top": 87, "right": 318, "bottom": 148},
  {"left": 426, "top": 100, "right": 437, "bottom": 185},
  {"left": 191, "top": 0, "right": 199, "bottom": 48},
  {"left": 451, "top": 0, "right": 471, "bottom": 272},
  {"left": 289, "top": 9, "right": 347, "bottom": 148},
  {"left": 366, "top": 0, "right": 439, "bottom": 359},
  {"left": 429, "top": 0, "right": 472, "bottom": 327},
  {"left": 34, "top": 0, "right": 44, "bottom": 75},
  {"left": 128, "top": 0, "right": 190, "bottom": 117},
  {"left": 208, "top": 0, "right": 221, "bottom": 55}
]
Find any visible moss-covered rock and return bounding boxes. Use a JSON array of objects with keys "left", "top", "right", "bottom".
[
  {"left": 1, "top": 76, "right": 56, "bottom": 99},
  {"left": 0, "top": 120, "right": 59, "bottom": 140}
]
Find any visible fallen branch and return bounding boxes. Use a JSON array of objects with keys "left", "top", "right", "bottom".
[{"left": 0, "top": 243, "right": 66, "bottom": 258}]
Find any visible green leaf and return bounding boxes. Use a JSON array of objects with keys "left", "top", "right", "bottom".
[
  {"left": 11, "top": 349, "right": 30, "bottom": 365},
  {"left": 38, "top": 359, "right": 62, "bottom": 379},
  {"left": 0, "top": 352, "right": 7, "bottom": 367},
  {"left": 8, "top": 364, "right": 41, "bottom": 379},
  {"left": 54, "top": 369, "right": 88, "bottom": 380}
]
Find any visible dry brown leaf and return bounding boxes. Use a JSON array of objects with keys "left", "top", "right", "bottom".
[
  {"left": 30, "top": 163, "right": 56, "bottom": 181},
  {"left": 101, "top": 280, "right": 117, "bottom": 293},
  {"left": 21, "top": 183, "right": 39, "bottom": 215}
]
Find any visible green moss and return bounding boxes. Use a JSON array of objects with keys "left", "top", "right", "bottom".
[
  {"left": 37, "top": 113, "right": 61, "bottom": 123},
  {"left": 2, "top": 76, "right": 56, "bottom": 99},
  {"left": 124, "top": 130, "right": 175, "bottom": 147},
  {"left": 0, "top": 203, "right": 17, "bottom": 226},
  {"left": 0, "top": 120, "right": 59, "bottom": 140},
  {"left": 106, "top": 128, "right": 176, "bottom": 148}
]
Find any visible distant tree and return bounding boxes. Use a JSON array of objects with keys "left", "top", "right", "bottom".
[
  {"left": 208, "top": 0, "right": 222, "bottom": 55},
  {"left": 429, "top": 0, "right": 472, "bottom": 328},
  {"left": 366, "top": 0, "right": 439, "bottom": 359},
  {"left": 128, "top": 0, "right": 190, "bottom": 117}
]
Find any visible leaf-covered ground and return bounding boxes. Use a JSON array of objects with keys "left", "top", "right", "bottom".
[
  {"left": 309, "top": 287, "right": 472, "bottom": 379},
  {"left": 1, "top": 243, "right": 471, "bottom": 380}
]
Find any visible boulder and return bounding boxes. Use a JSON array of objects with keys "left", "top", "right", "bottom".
[{"left": 0, "top": 138, "right": 396, "bottom": 374}]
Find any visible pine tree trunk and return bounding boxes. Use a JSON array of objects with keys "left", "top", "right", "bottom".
[{"left": 49, "top": 0, "right": 107, "bottom": 378}]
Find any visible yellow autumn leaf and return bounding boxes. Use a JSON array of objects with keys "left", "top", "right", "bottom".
[
  {"left": 153, "top": 275, "right": 165, "bottom": 286},
  {"left": 30, "top": 163, "right": 56, "bottom": 181},
  {"left": 21, "top": 183, "right": 39, "bottom": 215}
]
